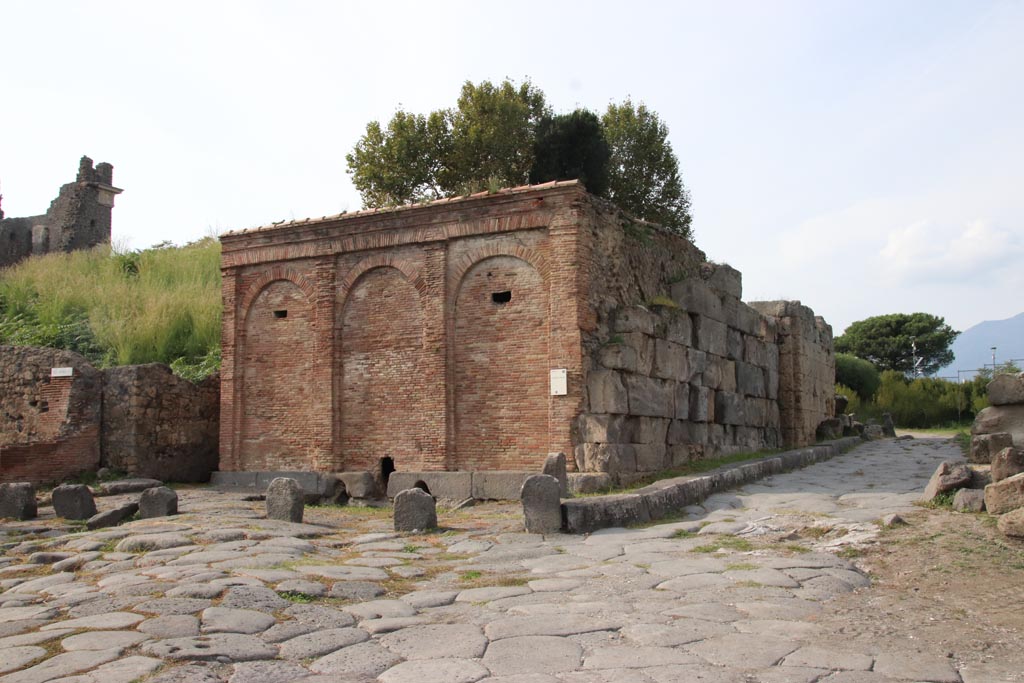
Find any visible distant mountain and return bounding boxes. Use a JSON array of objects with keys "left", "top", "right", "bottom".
[{"left": 939, "top": 312, "right": 1024, "bottom": 377}]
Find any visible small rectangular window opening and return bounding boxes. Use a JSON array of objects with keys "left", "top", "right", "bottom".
[
  {"left": 273, "top": 310, "right": 288, "bottom": 318},
  {"left": 492, "top": 291, "right": 512, "bottom": 304}
]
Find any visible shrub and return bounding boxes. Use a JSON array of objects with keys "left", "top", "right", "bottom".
[
  {"left": 835, "top": 353, "right": 881, "bottom": 401},
  {"left": 874, "top": 370, "right": 976, "bottom": 428},
  {"left": 834, "top": 384, "right": 861, "bottom": 415}
]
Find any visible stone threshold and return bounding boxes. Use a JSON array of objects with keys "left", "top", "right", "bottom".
[{"left": 560, "top": 436, "right": 864, "bottom": 534}]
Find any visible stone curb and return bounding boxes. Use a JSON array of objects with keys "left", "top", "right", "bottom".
[{"left": 560, "top": 436, "right": 864, "bottom": 534}]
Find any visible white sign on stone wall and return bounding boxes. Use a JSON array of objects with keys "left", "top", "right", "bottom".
[
  {"left": 550, "top": 368, "right": 568, "bottom": 396},
  {"left": 50, "top": 367, "right": 74, "bottom": 378}
]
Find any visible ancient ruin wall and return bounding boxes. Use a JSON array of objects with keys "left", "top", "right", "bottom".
[
  {"left": 0, "top": 157, "right": 121, "bottom": 269},
  {"left": 0, "top": 346, "right": 102, "bottom": 484},
  {"left": 574, "top": 201, "right": 832, "bottom": 483},
  {"left": 101, "top": 364, "right": 220, "bottom": 482},
  {"left": 1, "top": 347, "right": 219, "bottom": 484}
]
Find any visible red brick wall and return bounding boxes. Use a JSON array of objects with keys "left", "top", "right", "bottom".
[
  {"left": 453, "top": 255, "right": 550, "bottom": 469},
  {"left": 239, "top": 280, "right": 318, "bottom": 470},
  {"left": 340, "top": 267, "right": 431, "bottom": 471}
]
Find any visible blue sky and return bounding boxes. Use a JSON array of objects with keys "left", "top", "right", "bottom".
[{"left": 1, "top": 0, "right": 1020, "bottom": 336}]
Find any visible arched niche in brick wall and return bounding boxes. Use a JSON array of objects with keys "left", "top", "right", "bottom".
[
  {"left": 453, "top": 255, "right": 550, "bottom": 470},
  {"left": 338, "top": 266, "right": 431, "bottom": 472},
  {"left": 239, "top": 279, "right": 316, "bottom": 470}
]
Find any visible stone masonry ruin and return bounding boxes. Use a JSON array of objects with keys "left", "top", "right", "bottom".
[
  {"left": 0, "top": 345, "right": 219, "bottom": 484},
  {"left": 0, "top": 156, "right": 122, "bottom": 269},
  {"left": 219, "top": 182, "right": 835, "bottom": 493}
]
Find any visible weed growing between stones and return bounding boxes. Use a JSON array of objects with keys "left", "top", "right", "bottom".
[
  {"left": 460, "top": 571, "right": 483, "bottom": 582},
  {"left": 671, "top": 529, "right": 696, "bottom": 539},
  {"left": 277, "top": 590, "right": 316, "bottom": 603},
  {"left": 725, "top": 562, "right": 758, "bottom": 571},
  {"left": 691, "top": 537, "right": 754, "bottom": 553}
]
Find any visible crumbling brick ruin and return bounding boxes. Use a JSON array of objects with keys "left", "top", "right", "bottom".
[
  {"left": 219, "top": 182, "right": 835, "bottom": 487},
  {"left": 0, "top": 156, "right": 122, "bottom": 269},
  {"left": 0, "top": 346, "right": 219, "bottom": 485}
]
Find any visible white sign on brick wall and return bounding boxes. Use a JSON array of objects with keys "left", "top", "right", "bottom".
[
  {"left": 50, "top": 367, "right": 74, "bottom": 378},
  {"left": 550, "top": 368, "right": 568, "bottom": 396}
]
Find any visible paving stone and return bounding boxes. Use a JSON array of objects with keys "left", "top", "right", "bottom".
[
  {"left": 872, "top": 652, "right": 962, "bottom": 683},
  {"left": 325, "top": 580, "right": 385, "bottom": 601},
  {"left": 50, "top": 655, "right": 165, "bottom": 683},
  {"left": 278, "top": 627, "right": 369, "bottom": 659},
  {"left": 135, "top": 597, "right": 212, "bottom": 615},
  {"left": 114, "top": 533, "right": 191, "bottom": 552},
  {"left": 143, "top": 633, "right": 278, "bottom": 661},
  {"left": 485, "top": 614, "right": 626, "bottom": 640},
  {"left": 686, "top": 633, "right": 799, "bottom": 668},
  {"left": 399, "top": 590, "right": 458, "bottom": 608},
  {"left": 656, "top": 573, "right": 732, "bottom": 592},
  {"left": 0, "top": 648, "right": 120, "bottom": 683},
  {"left": 201, "top": 606, "right": 276, "bottom": 634},
  {"left": 8, "top": 573, "right": 78, "bottom": 594},
  {"left": 228, "top": 660, "right": 313, "bottom": 683},
  {"left": 483, "top": 635, "right": 583, "bottom": 675},
  {"left": 584, "top": 645, "right": 702, "bottom": 669},
  {"left": 455, "top": 585, "right": 532, "bottom": 603},
  {"left": 660, "top": 602, "right": 743, "bottom": 623},
  {"left": 61, "top": 629, "right": 149, "bottom": 651},
  {"left": 722, "top": 567, "right": 801, "bottom": 588},
  {"left": 42, "top": 611, "right": 145, "bottom": 631},
  {"left": 166, "top": 584, "right": 224, "bottom": 599},
  {"left": 0, "top": 646, "right": 46, "bottom": 674},
  {"left": 640, "top": 665, "right": 746, "bottom": 683},
  {"left": 145, "top": 662, "right": 230, "bottom": 683},
  {"left": 756, "top": 667, "right": 832, "bottom": 683},
  {"left": 379, "top": 623, "right": 487, "bottom": 659},
  {"left": 378, "top": 658, "right": 490, "bottom": 683},
  {"left": 732, "top": 619, "right": 821, "bottom": 639},
  {"left": 361, "top": 616, "right": 429, "bottom": 634},
  {"left": 298, "top": 565, "right": 389, "bottom": 581},
  {"left": 528, "top": 578, "right": 582, "bottom": 592},
  {"left": 309, "top": 640, "right": 402, "bottom": 678},
  {"left": 621, "top": 620, "right": 733, "bottom": 647},
  {"left": 138, "top": 615, "right": 201, "bottom": 639},
  {"left": 343, "top": 599, "right": 417, "bottom": 620},
  {"left": 0, "top": 629, "right": 74, "bottom": 649},
  {"left": 275, "top": 579, "right": 326, "bottom": 597},
  {"left": 219, "top": 585, "right": 290, "bottom": 612},
  {"left": 782, "top": 646, "right": 873, "bottom": 671},
  {"left": 283, "top": 604, "right": 358, "bottom": 627}
]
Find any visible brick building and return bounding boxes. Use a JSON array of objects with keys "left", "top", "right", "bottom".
[{"left": 220, "top": 183, "right": 835, "bottom": 489}]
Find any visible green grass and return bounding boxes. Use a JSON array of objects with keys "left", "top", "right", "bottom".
[
  {"left": 0, "top": 238, "right": 221, "bottom": 379},
  {"left": 277, "top": 590, "right": 317, "bottom": 603},
  {"left": 692, "top": 537, "right": 754, "bottom": 553}
]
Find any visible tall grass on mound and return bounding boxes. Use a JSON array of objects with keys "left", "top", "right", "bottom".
[{"left": 0, "top": 238, "right": 222, "bottom": 379}]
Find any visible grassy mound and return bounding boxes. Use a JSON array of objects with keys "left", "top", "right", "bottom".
[{"left": 0, "top": 238, "right": 221, "bottom": 380}]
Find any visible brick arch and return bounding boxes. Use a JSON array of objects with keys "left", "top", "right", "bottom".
[
  {"left": 449, "top": 245, "right": 549, "bottom": 294},
  {"left": 238, "top": 267, "right": 317, "bottom": 322},
  {"left": 337, "top": 255, "right": 426, "bottom": 311}
]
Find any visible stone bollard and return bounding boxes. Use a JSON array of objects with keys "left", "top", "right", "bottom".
[
  {"left": 87, "top": 502, "right": 139, "bottom": 530},
  {"left": 51, "top": 484, "right": 97, "bottom": 520},
  {"left": 139, "top": 486, "right": 179, "bottom": 518},
  {"left": 882, "top": 413, "right": 896, "bottom": 438},
  {"left": 543, "top": 452, "right": 568, "bottom": 498},
  {"left": 266, "top": 477, "right": 304, "bottom": 523},
  {"left": 0, "top": 482, "right": 37, "bottom": 520},
  {"left": 394, "top": 488, "right": 437, "bottom": 532},
  {"left": 521, "top": 474, "right": 562, "bottom": 535}
]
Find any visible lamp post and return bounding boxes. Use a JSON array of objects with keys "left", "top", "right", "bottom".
[{"left": 992, "top": 346, "right": 998, "bottom": 373}]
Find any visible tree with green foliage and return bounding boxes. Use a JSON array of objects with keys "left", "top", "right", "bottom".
[
  {"left": 835, "top": 313, "right": 959, "bottom": 376},
  {"left": 529, "top": 109, "right": 611, "bottom": 195},
  {"left": 602, "top": 99, "right": 693, "bottom": 239},
  {"left": 835, "top": 352, "right": 881, "bottom": 401}
]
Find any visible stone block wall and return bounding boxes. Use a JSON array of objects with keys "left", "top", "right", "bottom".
[
  {"left": 0, "top": 156, "right": 122, "bottom": 270},
  {"left": 102, "top": 364, "right": 220, "bottom": 482},
  {"left": 0, "top": 346, "right": 102, "bottom": 484},
  {"left": 0, "top": 346, "right": 219, "bottom": 485}
]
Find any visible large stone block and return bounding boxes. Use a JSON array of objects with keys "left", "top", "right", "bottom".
[
  {"left": 387, "top": 472, "right": 472, "bottom": 499},
  {"left": 703, "top": 357, "right": 736, "bottom": 392},
  {"left": 0, "top": 483, "right": 37, "bottom": 520},
  {"left": 587, "top": 369, "right": 628, "bottom": 414},
  {"left": 689, "top": 385, "right": 715, "bottom": 423},
  {"left": 633, "top": 417, "right": 670, "bottom": 444},
  {"left": 969, "top": 433, "right": 1013, "bottom": 464},
  {"left": 576, "top": 414, "right": 634, "bottom": 443},
  {"left": 715, "top": 392, "right": 746, "bottom": 426},
  {"left": 562, "top": 494, "right": 651, "bottom": 534},
  {"left": 140, "top": 486, "right": 179, "bottom": 518},
  {"left": 694, "top": 316, "right": 728, "bottom": 357},
  {"left": 953, "top": 489, "right": 985, "bottom": 512},
  {"left": 997, "top": 507, "right": 1024, "bottom": 538},
  {"left": 472, "top": 472, "right": 532, "bottom": 500},
  {"left": 660, "top": 309, "right": 693, "bottom": 346},
  {"left": 992, "top": 447, "right": 1024, "bottom": 483},
  {"left": 266, "top": 478, "right": 303, "bottom": 523},
  {"left": 652, "top": 339, "right": 688, "bottom": 381},
  {"left": 51, "top": 484, "right": 97, "bottom": 520},
  {"left": 598, "top": 344, "right": 638, "bottom": 373},
  {"left": 521, "top": 475, "right": 562, "bottom": 534},
  {"left": 86, "top": 502, "right": 138, "bottom": 530},
  {"left": 578, "top": 443, "right": 637, "bottom": 476},
  {"left": 973, "top": 405, "right": 1024, "bottom": 446},
  {"left": 726, "top": 328, "right": 744, "bottom": 361},
  {"left": 393, "top": 488, "right": 437, "bottom": 531},
  {"left": 988, "top": 373, "right": 1024, "bottom": 406},
  {"left": 706, "top": 263, "right": 743, "bottom": 299},
  {"left": 567, "top": 472, "right": 612, "bottom": 495},
  {"left": 985, "top": 472, "right": 1024, "bottom": 515},
  {"left": 736, "top": 362, "right": 767, "bottom": 398},
  {"left": 745, "top": 398, "right": 770, "bottom": 428},
  {"left": 634, "top": 444, "right": 667, "bottom": 472},
  {"left": 921, "top": 462, "right": 972, "bottom": 502},
  {"left": 613, "top": 305, "right": 657, "bottom": 335},
  {"left": 667, "top": 419, "right": 689, "bottom": 444},
  {"left": 542, "top": 453, "right": 568, "bottom": 498},
  {"left": 674, "top": 382, "right": 690, "bottom": 420},
  {"left": 743, "top": 335, "right": 768, "bottom": 367},
  {"left": 734, "top": 304, "right": 763, "bottom": 336},
  {"left": 337, "top": 472, "right": 379, "bottom": 499},
  {"left": 686, "top": 348, "right": 707, "bottom": 382},
  {"left": 670, "top": 280, "right": 724, "bottom": 320},
  {"left": 625, "top": 375, "right": 675, "bottom": 418}
]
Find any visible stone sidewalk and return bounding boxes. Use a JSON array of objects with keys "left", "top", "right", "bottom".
[{"left": 0, "top": 437, "right": 1000, "bottom": 683}]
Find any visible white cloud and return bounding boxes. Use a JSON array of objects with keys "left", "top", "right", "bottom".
[{"left": 878, "top": 218, "right": 1022, "bottom": 283}]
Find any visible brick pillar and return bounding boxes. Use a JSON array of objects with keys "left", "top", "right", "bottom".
[
  {"left": 313, "top": 257, "right": 336, "bottom": 471},
  {"left": 547, "top": 206, "right": 586, "bottom": 466},
  {"left": 219, "top": 266, "right": 240, "bottom": 471},
  {"left": 420, "top": 244, "right": 448, "bottom": 470}
]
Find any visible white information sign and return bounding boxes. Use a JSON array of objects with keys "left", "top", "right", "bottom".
[
  {"left": 50, "top": 367, "right": 74, "bottom": 378},
  {"left": 550, "top": 368, "right": 568, "bottom": 396}
]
